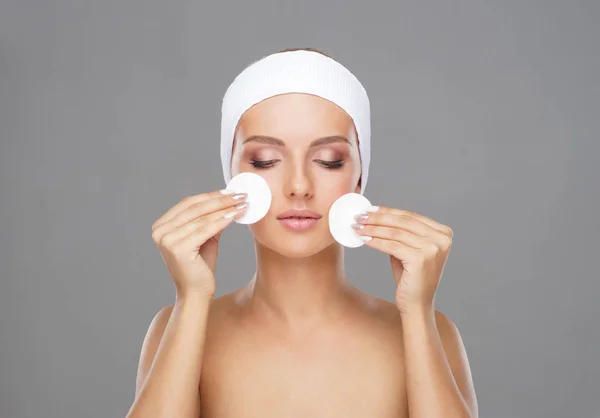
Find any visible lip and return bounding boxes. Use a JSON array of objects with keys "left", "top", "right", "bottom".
[
  {"left": 277, "top": 209, "right": 322, "bottom": 231},
  {"left": 277, "top": 209, "right": 322, "bottom": 219}
]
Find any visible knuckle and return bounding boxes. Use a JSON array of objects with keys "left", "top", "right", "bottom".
[
  {"left": 181, "top": 195, "right": 196, "bottom": 206},
  {"left": 392, "top": 228, "right": 404, "bottom": 240},
  {"left": 443, "top": 235, "right": 452, "bottom": 249},
  {"left": 193, "top": 221, "right": 210, "bottom": 236},
  {"left": 152, "top": 225, "right": 168, "bottom": 243},
  {"left": 193, "top": 197, "right": 212, "bottom": 208},
  {"left": 189, "top": 200, "right": 203, "bottom": 210},
  {"left": 159, "top": 233, "right": 177, "bottom": 249},
  {"left": 399, "top": 209, "right": 413, "bottom": 218},
  {"left": 428, "top": 243, "right": 440, "bottom": 254},
  {"left": 194, "top": 218, "right": 208, "bottom": 231},
  {"left": 401, "top": 215, "right": 414, "bottom": 224}
]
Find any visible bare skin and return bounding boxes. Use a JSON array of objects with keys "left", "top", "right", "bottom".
[
  {"left": 128, "top": 92, "right": 477, "bottom": 418},
  {"left": 199, "top": 284, "right": 409, "bottom": 417},
  {"left": 140, "top": 284, "right": 469, "bottom": 418}
]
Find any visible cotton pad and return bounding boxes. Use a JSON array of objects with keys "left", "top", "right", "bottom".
[
  {"left": 225, "top": 172, "right": 272, "bottom": 224},
  {"left": 328, "top": 193, "right": 373, "bottom": 248}
]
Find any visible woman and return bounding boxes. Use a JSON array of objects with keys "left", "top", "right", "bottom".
[{"left": 126, "top": 48, "right": 478, "bottom": 418}]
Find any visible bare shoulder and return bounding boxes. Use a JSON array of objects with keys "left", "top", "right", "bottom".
[
  {"left": 136, "top": 295, "right": 239, "bottom": 394},
  {"left": 345, "top": 288, "right": 402, "bottom": 328},
  {"left": 346, "top": 290, "right": 469, "bottom": 352},
  {"left": 347, "top": 289, "right": 464, "bottom": 336},
  {"left": 134, "top": 305, "right": 175, "bottom": 395},
  {"left": 433, "top": 310, "right": 479, "bottom": 416},
  {"left": 203, "top": 286, "right": 466, "bottom": 349},
  {"left": 135, "top": 295, "right": 233, "bottom": 382},
  {"left": 432, "top": 310, "right": 464, "bottom": 342},
  {"left": 206, "top": 291, "right": 241, "bottom": 321},
  {"left": 141, "top": 304, "right": 176, "bottom": 348},
  {"left": 202, "top": 291, "right": 246, "bottom": 341}
]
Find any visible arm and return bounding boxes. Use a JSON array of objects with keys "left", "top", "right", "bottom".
[
  {"left": 126, "top": 293, "right": 211, "bottom": 418},
  {"left": 348, "top": 205, "right": 476, "bottom": 416},
  {"left": 401, "top": 308, "right": 478, "bottom": 418}
]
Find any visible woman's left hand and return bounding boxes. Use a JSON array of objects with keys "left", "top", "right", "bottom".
[{"left": 352, "top": 206, "right": 453, "bottom": 315}]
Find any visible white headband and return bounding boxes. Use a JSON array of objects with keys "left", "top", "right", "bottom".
[{"left": 220, "top": 50, "right": 371, "bottom": 193}]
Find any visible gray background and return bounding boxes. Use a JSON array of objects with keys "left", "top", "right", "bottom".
[{"left": 1, "top": 1, "right": 598, "bottom": 417}]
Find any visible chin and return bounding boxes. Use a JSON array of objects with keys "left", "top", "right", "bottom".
[{"left": 250, "top": 221, "right": 334, "bottom": 258}]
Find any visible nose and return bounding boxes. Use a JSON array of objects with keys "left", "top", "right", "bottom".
[{"left": 284, "top": 161, "right": 313, "bottom": 199}]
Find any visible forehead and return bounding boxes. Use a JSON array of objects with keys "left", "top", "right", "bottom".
[{"left": 235, "top": 93, "right": 358, "bottom": 144}]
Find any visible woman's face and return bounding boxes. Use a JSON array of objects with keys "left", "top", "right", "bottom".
[{"left": 230, "top": 93, "right": 362, "bottom": 258}]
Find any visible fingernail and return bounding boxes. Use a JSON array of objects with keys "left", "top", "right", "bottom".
[
  {"left": 220, "top": 189, "right": 235, "bottom": 195},
  {"left": 351, "top": 223, "right": 364, "bottom": 230},
  {"left": 365, "top": 206, "right": 379, "bottom": 213},
  {"left": 235, "top": 202, "right": 248, "bottom": 210},
  {"left": 232, "top": 193, "right": 247, "bottom": 200},
  {"left": 354, "top": 213, "right": 369, "bottom": 223},
  {"left": 360, "top": 236, "right": 372, "bottom": 241}
]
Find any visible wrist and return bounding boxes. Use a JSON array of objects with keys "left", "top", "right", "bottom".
[
  {"left": 398, "top": 303, "right": 435, "bottom": 320},
  {"left": 176, "top": 289, "right": 214, "bottom": 306}
]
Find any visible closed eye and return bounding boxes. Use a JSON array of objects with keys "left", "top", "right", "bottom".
[
  {"left": 249, "top": 159, "right": 344, "bottom": 169},
  {"left": 315, "top": 159, "right": 344, "bottom": 169},
  {"left": 250, "top": 159, "right": 279, "bottom": 168}
]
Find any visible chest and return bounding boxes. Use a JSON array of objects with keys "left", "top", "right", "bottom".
[{"left": 199, "top": 323, "right": 408, "bottom": 418}]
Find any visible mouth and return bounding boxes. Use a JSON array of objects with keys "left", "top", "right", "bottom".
[
  {"left": 278, "top": 217, "right": 321, "bottom": 231},
  {"left": 276, "top": 210, "right": 322, "bottom": 231}
]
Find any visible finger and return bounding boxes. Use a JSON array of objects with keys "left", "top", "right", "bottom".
[
  {"left": 359, "top": 213, "right": 451, "bottom": 249},
  {"left": 352, "top": 223, "right": 424, "bottom": 249},
  {"left": 177, "top": 206, "right": 246, "bottom": 250},
  {"left": 152, "top": 189, "right": 236, "bottom": 230},
  {"left": 159, "top": 203, "right": 248, "bottom": 247},
  {"left": 152, "top": 192, "right": 245, "bottom": 241},
  {"left": 177, "top": 202, "right": 249, "bottom": 242},
  {"left": 169, "top": 192, "right": 247, "bottom": 229},
  {"left": 370, "top": 206, "right": 452, "bottom": 237},
  {"left": 362, "top": 236, "right": 418, "bottom": 262},
  {"left": 357, "top": 211, "right": 433, "bottom": 237}
]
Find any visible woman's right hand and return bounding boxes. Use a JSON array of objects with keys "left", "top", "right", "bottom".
[{"left": 151, "top": 189, "right": 248, "bottom": 299}]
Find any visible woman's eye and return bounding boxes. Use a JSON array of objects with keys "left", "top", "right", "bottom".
[
  {"left": 250, "top": 159, "right": 344, "bottom": 169},
  {"left": 315, "top": 159, "right": 345, "bottom": 169},
  {"left": 250, "top": 159, "right": 279, "bottom": 168}
]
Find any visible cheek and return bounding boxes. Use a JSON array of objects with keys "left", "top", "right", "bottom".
[
  {"left": 254, "top": 170, "right": 283, "bottom": 194},
  {"left": 319, "top": 179, "right": 356, "bottom": 204},
  {"left": 317, "top": 160, "right": 358, "bottom": 190}
]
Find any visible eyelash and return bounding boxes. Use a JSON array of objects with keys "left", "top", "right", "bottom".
[
  {"left": 317, "top": 159, "right": 345, "bottom": 169},
  {"left": 249, "top": 159, "right": 345, "bottom": 169}
]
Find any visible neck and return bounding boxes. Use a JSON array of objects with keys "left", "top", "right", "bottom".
[{"left": 242, "top": 241, "right": 354, "bottom": 329}]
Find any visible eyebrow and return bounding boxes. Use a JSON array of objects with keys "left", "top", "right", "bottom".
[{"left": 242, "top": 135, "right": 352, "bottom": 147}]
